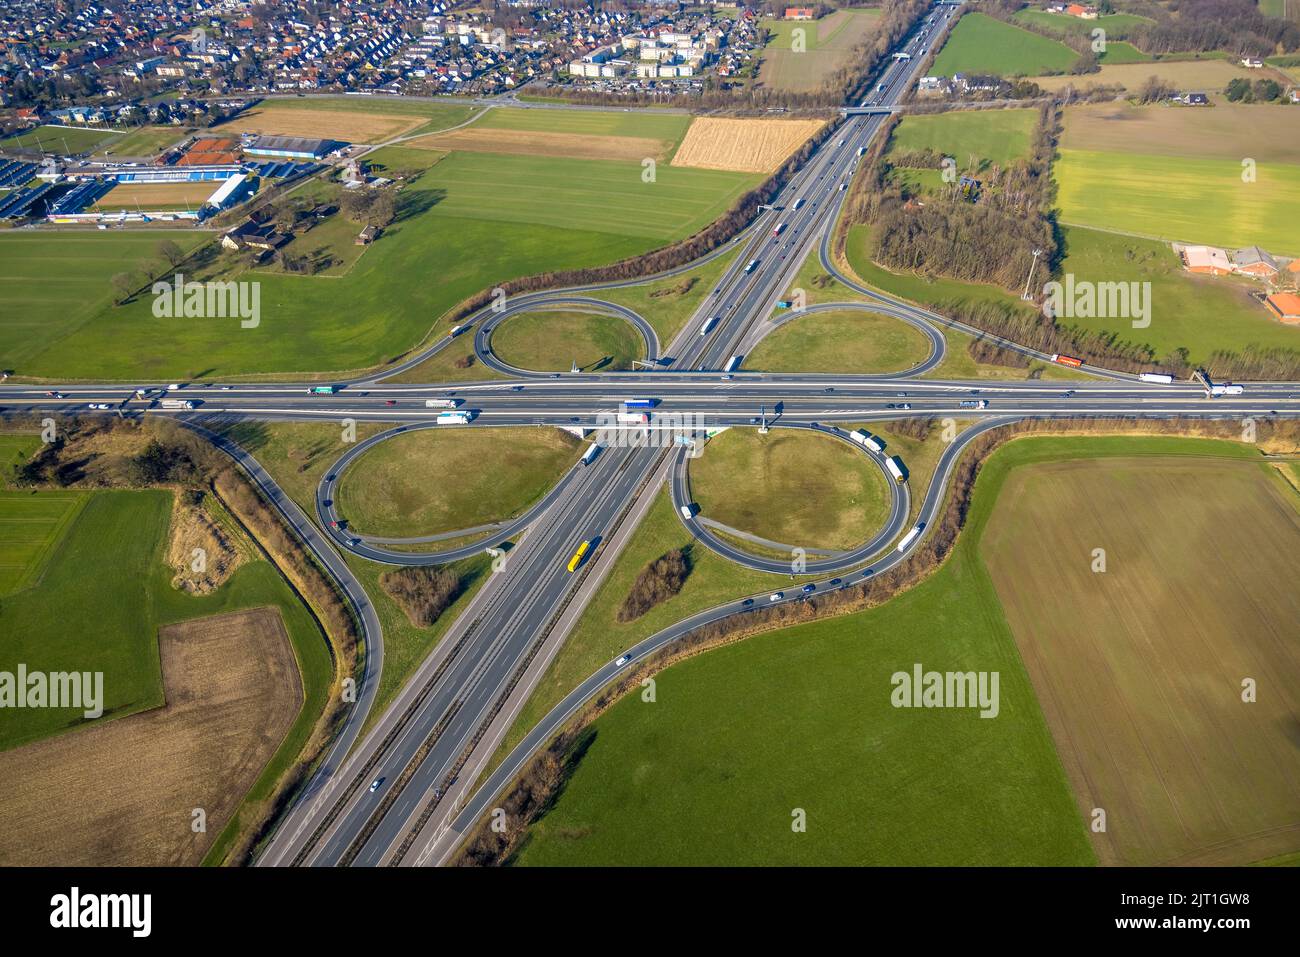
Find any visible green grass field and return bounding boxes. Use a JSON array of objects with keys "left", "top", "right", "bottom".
[
  {"left": 889, "top": 108, "right": 1038, "bottom": 169},
  {"left": 514, "top": 433, "right": 1278, "bottom": 865},
  {"left": 745, "top": 308, "right": 932, "bottom": 374},
  {"left": 1012, "top": 9, "right": 1152, "bottom": 39},
  {"left": 931, "top": 12, "right": 1078, "bottom": 77},
  {"left": 1055, "top": 148, "right": 1300, "bottom": 255},
  {"left": 689, "top": 428, "right": 890, "bottom": 552},
  {"left": 475, "top": 106, "right": 692, "bottom": 145},
  {"left": 0, "top": 490, "right": 330, "bottom": 771},
  {"left": 335, "top": 427, "right": 581, "bottom": 539},
  {"left": 95, "top": 126, "right": 190, "bottom": 157},
  {"left": 2, "top": 142, "right": 758, "bottom": 380},
  {"left": 599, "top": 245, "right": 743, "bottom": 346},
  {"left": 1055, "top": 225, "right": 1300, "bottom": 362},
  {"left": 1096, "top": 40, "right": 1152, "bottom": 63},
  {"left": 491, "top": 309, "right": 644, "bottom": 372},
  {"left": 1, "top": 124, "right": 119, "bottom": 154},
  {"left": 0, "top": 489, "right": 86, "bottom": 596}
]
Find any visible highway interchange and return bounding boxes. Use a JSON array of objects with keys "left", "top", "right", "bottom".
[{"left": 4, "top": 0, "right": 1300, "bottom": 867}]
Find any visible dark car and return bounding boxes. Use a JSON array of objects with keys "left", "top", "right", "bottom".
[
  {"left": 384, "top": 399, "right": 396, "bottom": 406},
  {"left": 802, "top": 583, "right": 816, "bottom": 594},
  {"left": 829, "top": 578, "right": 841, "bottom": 586},
  {"left": 741, "top": 598, "right": 754, "bottom": 607}
]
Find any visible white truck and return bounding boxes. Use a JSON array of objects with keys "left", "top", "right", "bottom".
[
  {"left": 424, "top": 398, "right": 461, "bottom": 408},
  {"left": 849, "top": 429, "right": 884, "bottom": 454},
  {"left": 581, "top": 443, "right": 600, "bottom": 466},
  {"left": 1210, "top": 383, "right": 1244, "bottom": 396},
  {"left": 1139, "top": 372, "right": 1174, "bottom": 385},
  {"left": 436, "top": 411, "right": 471, "bottom": 425},
  {"left": 616, "top": 411, "right": 649, "bottom": 425},
  {"left": 699, "top": 317, "right": 719, "bottom": 336},
  {"left": 885, "top": 456, "right": 906, "bottom": 484},
  {"left": 896, "top": 524, "right": 923, "bottom": 553},
  {"left": 160, "top": 398, "right": 196, "bottom": 410}
]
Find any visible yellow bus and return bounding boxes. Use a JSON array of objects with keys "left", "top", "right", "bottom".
[{"left": 567, "top": 540, "right": 591, "bottom": 573}]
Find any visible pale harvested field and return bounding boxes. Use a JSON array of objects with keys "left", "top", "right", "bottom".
[
  {"left": 217, "top": 106, "right": 424, "bottom": 142},
  {"left": 671, "top": 117, "right": 825, "bottom": 173},
  {"left": 1032, "top": 58, "right": 1291, "bottom": 94},
  {"left": 0, "top": 607, "right": 303, "bottom": 866},
  {"left": 93, "top": 181, "right": 218, "bottom": 210},
  {"left": 1062, "top": 100, "right": 1300, "bottom": 163},
  {"left": 405, "top": 126, "right": 675, "bottom": 162},
  {"left": 980, "top": 457, "right": 1300, "bottom": 866}
]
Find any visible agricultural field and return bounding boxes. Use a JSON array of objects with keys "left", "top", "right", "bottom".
[
  {"left": 1, "top": 135, "right": 759, "bottom": 379},
  {"left": 0, "top": 231, "right": 209, "bottom": 374},
  {"left": 671, "top": 117, "right": 825, "bottom": 174},
  {"left": 491, "top": 309, "right": 644, "bottom": 372},
  {"left": 0, "top": 489, "right": 86, "bottom": 596},
  {"left": 1055, "top": 147, "right": 1300, "bottom": 255},
  {"left": 408, "top": 126, "right": 676, "bottom": 163},
  {"left": 930, "top": 13, "right": 1078, "bottom": 77},
  {"left": 688, "top": 428, "right": 890, "bottom": 552},
  {"left": 1060, "top": 100, "right": 1300, "bottom": 163},
  {"left": 888, "top": 107, "right": 1038, "bottom": 170},
  {"left": 1054, "top": 225, "right": 1300, "bottom": 361},
  {"left": 334, "top": 427, "right": 582, "bottom": 539},
  {"left": 1030, "top": 57, "right": 1291, "bottom": 92},
  {"left": 0, "top": 607, "right": 302, "bottom": 866},
  {"left": 758, "top": 8, "right": 882, "bottom": 92},
  {"left": 0, "top": 124, "right": 119, "bottom": 154},
  {"left": 980, "top": 450, "right": 1300, "bottom": 865},
  {"left": 474, "top": 106, "right": 691, "bottom": 150},
  {"left": 92, "top": 181, "right": 218, "bottom": 212},
  {"left": 745, "top": 308, "right": 932, "bottom": 375},
  {"left": 215, "top": 98, "right": 475, "bottom": 143}
]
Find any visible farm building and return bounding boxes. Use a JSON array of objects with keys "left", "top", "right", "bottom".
[
  {"left": 356, "top": 224, "right": 380, "bottom": 245},
  {"left": 1231, "top": 246, "right": 1279, "bottom": 279},
  {"left": 1180, "top": 244, "right": 1232, "bottom": 275},
  {"left": 784, "top": 7, "right": 816, "bottom": 18},
  {"left": 244, "top": 135, "right": 337, "bottom": 160},
  {"left": 1264, "top": 292, "right": 1300, "bottom": 324}
]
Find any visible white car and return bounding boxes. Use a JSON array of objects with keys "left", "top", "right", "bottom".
[
  {"left": 87, "top": 403, "right": 110, "bottom": 410},
  {"left": 615, "top": 653, "right": 631, "bottom": 667},
  {"left": 166, "top": 383, "right": 180, "bottom": 391},
  {"left": 369, "top": 777, "right": 384, "bottom": 793},
  {"left": 769, "top": 592, "right": 784, "bottom": 602}
]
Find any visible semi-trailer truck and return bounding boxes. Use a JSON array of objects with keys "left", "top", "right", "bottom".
[
  {"left": 623, "top": 398, "right": 657, "bottom": 409},
  {"left": 857, "top": 146, "right": 866, "bottom": 157},
  {"left": 1138, "top": 372, "right": 1174, "bottom": 384},
  {"left": 160, "top": 398, "right": 196, "bottom": 410},
  {"left": 850, "top": 429, "right": 883, "bottom": 453},
  {"left": 308, "top": 385, "right": 337, "bottom": 394},
  {"left": 436, "top": 411, "right": 471, "bottom": 425},
  {"left": 772, "top": 223, "right": 786, "bottom": 237},
  {"left": 581, "top": 443, "right": 600, "bottom": 466},
  {"left": 896, "top": 523, "right": 924, "bottom": 552},
  {"left": 958, "top": 399, "right": 989, "bottom": 409},
  {"left": 424, "top": 398, "right": 461, "bottom": 408},
  {"left": 567, "top": 540, "right": 591, "bottom": 573},
  {"left": 1050, "top": 353, "right": 1084, "bottom": 368},
  {"left": 792, "top": 198, "right": 805, "bottom": 210},
  {"left": 885, "top": 456, "right": 906, "bottom": 484},
  {"left": 744, "top": 259, "right": 759, "bottom": 273},
  {"left": 617, "top": 411, "right": 650, "bottom": 424},
  {"left": 1210, "top": 383, "right": 1244, "bottom": 396},
  {"left": 723, "top": 355, "right": 742, "bottom": 373},
  {"left": 699, "top": 317, "right": 719, "bottom": 335}
]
